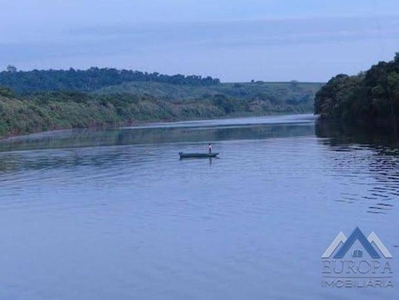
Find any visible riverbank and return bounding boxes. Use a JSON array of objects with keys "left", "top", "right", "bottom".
[{"left": 0, "top": 91, "right": 313, "bottom": 140}]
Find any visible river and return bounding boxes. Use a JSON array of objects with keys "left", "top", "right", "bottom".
[{"left": 0, "top": 114, "right": 397, "bottom": 299}]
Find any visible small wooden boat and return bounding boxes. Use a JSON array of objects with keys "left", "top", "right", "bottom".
[{"left": 179, "top": 152, "right": 219, "bottom": 159}]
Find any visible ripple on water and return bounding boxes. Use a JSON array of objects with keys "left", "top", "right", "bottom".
[{"left": 0, "top": 116, "right": 398, "bottom": 300}]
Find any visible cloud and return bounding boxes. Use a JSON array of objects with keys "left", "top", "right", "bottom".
[
  {"left": 1, "top": 14, "right": 399, "bottom": 81},
  {"left": 66, "top": 15, "right": 399, "bottom": 48}
]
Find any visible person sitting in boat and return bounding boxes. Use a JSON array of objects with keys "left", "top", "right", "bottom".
[{"left": 208, "top": 143, "right": 212, "bottom": 154}]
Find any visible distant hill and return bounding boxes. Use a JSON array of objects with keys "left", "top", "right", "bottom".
[
  {"left": 0, "top": 67, "right": 323, "bottom": 138},
  {"left": 0, "top": 67, "right": 220, "bottom": 93},
  {"left": 0, "top": 66, "right": 322, "bottom": 113}
]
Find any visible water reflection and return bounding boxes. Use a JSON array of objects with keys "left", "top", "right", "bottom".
[
  {"left": 0, "top": 115, "right": 314, "bottom": 153},
  {"left": 316, "top": 120, "right": 399, "bottom": 214},
  {"left": 0, "top": 115, "right": 398, "bottom": 300},
  {"left": 0, "top": 115, "right": 315, "bottom": 180}
]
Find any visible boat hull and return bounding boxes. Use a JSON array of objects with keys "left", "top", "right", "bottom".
[{"left": 179, "top": 152, "right": 219, "bottom": 159}]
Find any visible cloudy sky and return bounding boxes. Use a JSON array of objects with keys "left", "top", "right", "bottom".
[{"left": 1, "top": 0, "right": 398, "bottom": 82}]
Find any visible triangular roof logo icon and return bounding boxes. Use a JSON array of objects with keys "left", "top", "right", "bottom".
[{"left": 322, "top": 227, "right": 392, "bottom": 259}]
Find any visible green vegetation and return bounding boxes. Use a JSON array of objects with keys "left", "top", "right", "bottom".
[
  {"left": 0, "top": 67, "right": 220, "bottom": 93},
  {"left": 0, "top": 67, "right": 322, "bottom": 139},
  {"left": 96, "top": 80, "right": 321, "bottom": 103},
  {"left": 314, "top": 52, "right": 399, "bottom": 131},
  {"left": 95, "top": 80, "right": 321, "bottom": 113},
  {"left": 0, "top": 92, "right": 203, "bottom": 137}
]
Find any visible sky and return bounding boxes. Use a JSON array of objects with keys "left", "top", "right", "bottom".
[{"left": 0, "top": 0, "right": 399, "bottom": 82}]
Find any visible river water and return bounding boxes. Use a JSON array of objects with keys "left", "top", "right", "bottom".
[{"left": 0, "top": 114, "right": 398, "bottom": 299}]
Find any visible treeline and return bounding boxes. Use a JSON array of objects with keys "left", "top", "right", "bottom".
[
  {"left": 97, "top": 81, "right": 321, "bottom": 106},
  {"left": 314, "top": 52, "right": 399, "bottom": 130},
  {"left": 0, "top": 67, "right": 220, "bottom": 93}
]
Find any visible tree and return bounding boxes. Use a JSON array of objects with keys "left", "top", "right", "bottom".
[
  {"left": 290, "top": 80, "right": 299, "bottom": 87},
  {"left": 6, "top": 65, "right": 17, "bottom": 73},
  {"left": 315, "top": 52, "right": 399, "bottom": 131},
  {"left": 0, "top": 86, "right": 13, "bottom": 97}
]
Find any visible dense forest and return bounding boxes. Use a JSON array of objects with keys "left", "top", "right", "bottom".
[
  {"left": 0, "top": 67, "right": 220, "bottom": 93},
  {"left": 0, "top": 67, "right": 322, "bottom": 138},
  {"left": 96, "top": 80, "right": 320, "bottom": 105},
  {"left": 314, "top": 52, "right": 399, "bottom": 131}
]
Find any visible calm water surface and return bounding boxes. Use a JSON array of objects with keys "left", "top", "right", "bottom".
[{"left": 0, "top": 114, "right": 398, "bottom": 300}]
